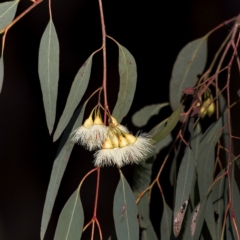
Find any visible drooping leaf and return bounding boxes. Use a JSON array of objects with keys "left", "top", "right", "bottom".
[
  {"left": 113, "top": 171, "right": 139, "bottom": 240},
  {"left": 112, "top": 44, "right": 137, "bottom": 123},
  {"left": 132, "top": 103, "right": 169, "bottom": 127},
  {"left": 142, "top": 223, "right": 158, "bottom": 240},
  {"left": 153, "top": 104, "right": 181, "bottom": 143},
  {"left": 0, "top": 0, "right": 19, "bottom": 31},
  {"left": 197, "top": 118, "right": 222, "bottom": 198},
  {"left": 53, "top": 55, "right": 94, "bottom": 141},
  {"left": 137, "top": 193, "right": 150, "bottom": 229},
  {"left": 191, "top": 123, "right": 202, "bottom": 165},
  {"left": 169, "top": 37, "right": 207, "bottom": 111},
  {"left": 173, "top": 147, "right": 195, "bottom": 237},
  {"left": 205, "top": 194, "right": 217, "bottom": 240},
  {"left": 0, "top": 58, "right": 4, "bottom": 92},
  {"left": 182, "top": 198, "right": 207, "bottom": 240},
  {"left": 231, "top": 174, "right": 240, "bottom": 239},
  {"left": 212, "top": 170, "right": 226, "bottom": 239},
  {"left": 161, "top": 200, "right": 173, "bottom": 240},
  {"left": 53, "top": 188, "right": 84, "bottom": 240},
  {"left": 40, "top": 104, "right": 86, "bottom": 240},
  {"left": 38, "top": 20, "right": 59, "bottom": 134}
]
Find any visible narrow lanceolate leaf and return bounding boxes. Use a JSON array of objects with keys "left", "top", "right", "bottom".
[
  {"left": 169, "top": 37, "right": 207, "bottom": 111},
  {"left": 142, "top": 223, "right": 158, "bottom": 240},
  {"left": 41, "top": 104, "right": 86, "bottom": 240},
  {"left": 153, "top": 104, "right": 181, "bottom": 143},
  {"left": 53, "top": 188, "right": 84, "bottom": 240},
  {"left": 112, "top": 45, "right": 137, "bottom": 123},
  {"left": 161, "top": 201, "right": 173, "bottom": 240},
  {"left": 38, "top": 20, "right": 59, "bottom": 134},
  {"left": 231, "top": 175, "right": 240, "bottom": 239},
  {"left": 113, "top": 172, "right": 139, "bottom": 240},
  {"left": 53, "top": 55, "right": 94, "bottom": 141},
  {"left": 0, "top": 0, "right": 19, "bottom": 31},
  {"left": 173, "top": 148, "right": 195, "bottom": 237},
  {"left": 212, "top": 170, "right": 226, "bottom": 240},
  {"left": 132, "top": 103, "right": 169, "bottom": 127},
  {"left": 0, "top": 58, "right": 4, "bottom": 92},
  {"left": 183, "top": 198, "right": 207, "bottom": 240}
]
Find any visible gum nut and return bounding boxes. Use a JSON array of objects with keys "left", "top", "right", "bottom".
[
  {"left": 125, "top": 133, "right": 137, "bottom": 144},
  {"left": 83, "top": 117, "right": 93, "bottom": 128},
  {"left": 102, "top": 137, "right": 113, "bottom": 149},
  {"left": 94, "top": 115, "right": 103, "bottom": 125},
  {"left": 111, "top": 134, "right": 119, "bottom": 148},
  {"left": 111, "top": 116, "right": 118, "bottom": 126},
  {"left": 119, "top": 135, "right": 129, "bottom": 148}
]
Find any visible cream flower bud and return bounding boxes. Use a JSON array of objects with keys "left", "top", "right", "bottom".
[
  {"left": 111, "top": 116, "right": 118, "bottom": 126},
  {"left": 102, "top": 137, "right": 113, "bottom": 149},
  {"left": 83, "top": 117, "right": 93, "bottom": 128},
  {"left": 125, "top": 133, "right": 137, "bottom": 144},
  {"left": 94, "top": 116, "right": 104, "bottom": 125},
  {"left": 119, "top": 135, "right": 129, "bottom": 148},
  {"left": 111, "top": 134, "right": 119, "bottom": 148}
]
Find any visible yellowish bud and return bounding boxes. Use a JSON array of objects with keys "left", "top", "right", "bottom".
[
  {"left": 83, "top": 117, "right": 93, "bottom": 128},
  {"left": 111, "top": 116, "right": 118, "bottom": 126},
  {"left": 94, "top": 116, "right": 103, "bottom": 125},
  {"left": 118, "top": 135, "right": 129, "bottom": 148},
  {"left": 111, "top": 134, "right": 119, "bottom": 148},
  {"left": 102, "top": 137, "right": 113, "bottom": 149},
  {"left": 125, "top": 133, "right": 137, "bottom": 144},
  {"left": 207, "top": 102, "right": 215, "bottom": 117}
]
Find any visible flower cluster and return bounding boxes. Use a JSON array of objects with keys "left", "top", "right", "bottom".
[{"left": 71, "top": 112, "right": 154, "bottom": 167}]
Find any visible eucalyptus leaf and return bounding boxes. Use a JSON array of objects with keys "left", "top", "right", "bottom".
[
  {"left": 40, "top": 104, "right": 86, "bottom": 240},
  {"left": 142, "top": 224, "right": 158, "bottom": 240},
  {"left": 169, "top": 37, "right": 207, "bottom": 111},
  {"left": 132, "top": 103, "right": 169, "bottom": 127},
  {"left": 53, "top": 55, "right": 94, "bottom": 141},
  {"left": 182, "top": 198, "right": 207, "bottom": 240},
  {"left": 161, "top": 201, "right": 173, "bottom": 240},
  {"left": 53, "top": 188, "right": 84, "bottom": 240},
  {"left": 113, "top": 171, "right": 139, "bottom": 240},
  {"left": 153, "top": 105, "right": 181, "bottom": 143},
  {"left": 38, "top": 20, "right": 59, "bottom": 134},
  {"left": 173, "top": 147, "right": 195, "bottom": 237},
  {"left": 0, "top": 58, "right": 3, "bottom": 93},
  {"left": 112, "top": 44, "right": 137, "bottom": 123},
  {"left": 0, "top": 0, "right": 19, "bottom": 31},
  {"left": 137, "top": 193, "right": 150, "bottom": 229}
]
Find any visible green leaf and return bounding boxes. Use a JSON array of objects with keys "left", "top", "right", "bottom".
[
  {"left": 132, "top": 103, "right": 169, "bottom": 127},
  {"left": 53, "top": 55, "right": 94, "bottom": 141},
  {"left": 231, "top": 175, "right": 240, "bottom": 239},
  {"left": 197, "top": 118, "right": 222, "bottom": 197},
  {"left": 191, "top": 123, "right": 202, "bottom": 166},
  {"left": 40, "top": 104, "right": 86, "bottom": 240},
  {"left": 137, "top": 193, "right": 150, "bottom": 229},
  {"left": 38, "top": 20, "right": 59, "bottom": 134},
  {"left": 182, "top": 198, "right": 207, "bottom": 240},
  {"left": 153, "top": 105, "right": 181, "bottom": 143},
  {"left": 142, "top": 224, "right": 158, "bottom": 240},
  {"left": 173, "top": 147, "right": 195, "bottom": 237},
  {"left": 212, "top": 170, "right": 226, "bottom": 239},
  {"left": 113, "top": 171, "right": 139, "bottom": 240},
  {"left": 161, "top": 201, "right": 173, "bottom": 240},
  {"left": 53, "top": 188, "right": 84, "bottom": 240},
  {"left": 205, "top": 195, "right": 217, "bottom": 240},
  {"left": 0, "top": 0, "right": 19, "bottom": 31},
  {"left": 169, "top": 37, "right": 207, "bottom": 111},
  {"left": 0, "top": 58, "right": 4, "bottom": 92},
  {"left": 112, "top": 44, "right": 137, "bottom": 123}
]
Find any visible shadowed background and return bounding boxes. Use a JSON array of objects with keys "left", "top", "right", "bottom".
[{"left": 0, "top": 0, "right": 239, "bottom": 239}]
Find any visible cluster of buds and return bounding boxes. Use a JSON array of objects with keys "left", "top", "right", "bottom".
[
  {"left": 71, "top": 110, "right": 154, "bottom": 167},
  {"left": 199, "top": 91, "right": 215, "bottom": 118}
]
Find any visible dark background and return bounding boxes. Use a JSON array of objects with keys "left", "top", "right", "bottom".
[{"left": 0, "top": 0, "right": 240, "bottom": 239}]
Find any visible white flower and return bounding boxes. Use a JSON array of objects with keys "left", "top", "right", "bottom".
[
  {"left": 94, "top": 132, "right": 154, "bottom": 167},
  {"left": 71, "top": 115, "right": 108, "bottom": 151}
]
